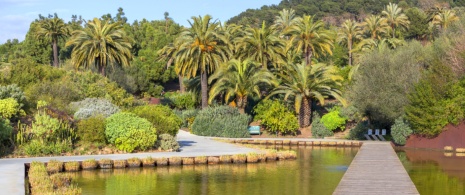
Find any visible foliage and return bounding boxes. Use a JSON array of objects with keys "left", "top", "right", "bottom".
[
  {"left": 0, "top": 84, "right": 26, "bottom": 109},
  {"left": 22, "top": 140, "right": 72, "bottom": 156},
  {"left": 164, "top": 92, "right": 197, "bottom": 110},
  {"left": 391, "top": 117, "right": 413, "bottom": 145},
  {"left": 130, "top": 105, "right": 182, "bottom": 136},
  {"left": 26, "top": 79, "right": 82, "bottom": 111},
  {"left": 311, "top": 112, "right": 333, "bottom": 138},
  {"left": 339, "top": 104, "right": 362, "bottom": 122},
  {"left": 192, "top": 106, "right": 251, "bottom": 138},
  {"left": 70, "top": 98, "right": 120, "bottom": 120},
  {"left": 347, "top": 121, "right": 370, "bottom": 140},
  {"left": 253, "top": 99, "right": 299, "bottom": 135},
  {"left": 349, "top": 41, "right": 424, "bottom": 126},
  {"left": 320, "top": 108, "right": 347, "bottom": 131},
  {"left": 105, "top": 112, "right": 157, "bottom": 152},
  {"left": 156, "top": 133, "right": 180, "bottom": 151},
  {"left": 0, "top": 98, "right": 25, "bottom": 119},
  {"left": 30, "top": 111, "right": 76, "bottom": 144},
  {"left": 0, "top": 118, "right": 12, "bottom": 143},
  {"left": 179, "top": 109, "right": 199, "bottom": 129},
  {"left": 77, "top": 115, "right": 106, "bottom": 144}
]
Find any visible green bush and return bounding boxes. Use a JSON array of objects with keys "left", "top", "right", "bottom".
[
  {"left": 321, "top": 108, "right": 347, "bottom": 131},
  {"left": 31, "top": 112, "right": 61, "bottom": 143},
  {"left": 311, "top": 113, "right": 334, "bottom": 138},
  {"left": 253, "top": 99, "right": 299, "bottom": 135},
  {"left": 0, "top": 98, "right": 25, "bottom": 119},
  {"left": 347, "top": 121, "right": 370, "bottom": 140},
  {"left": 105, "top": 112, "right": 157, "bottom": 152},
  {"left": 77, "top": 115, "right": 106, "bottom": 144},
  {"left": 70, "top": 98, "right": 120, "bottom": 120},
  {"left": 0, "top": 118, "right": 12, "bottom": 142},
  {"left": 156, "top": 134, "right": 180, "bottom": 151},
  {"left": 391, "top": 117, "right": 414, "bottom": 145},
  {"left": 22, "top": 140, "right": 72, "bottom": 156},
  {"left": 164, "top": 92, "right": 197, "bottom": 109},
  {"left": 179, "top": 109, "right": 199, "bottom": 129},
  {"left": 0, "top": 84, "right": 26, "bottom": 109},
  {"left": 192, "top": 106, "right": 251, "bottom": 138},
  {"left": 131, "top": 105, "right": 181, "bottom": 136}
]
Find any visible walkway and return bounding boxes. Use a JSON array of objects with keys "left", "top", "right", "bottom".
[
  {"left": 0, "top": 130, "right": 257, "bottom": 195},
  {"left": 333, "top": 142, "right": 419, "bottom": 195}
]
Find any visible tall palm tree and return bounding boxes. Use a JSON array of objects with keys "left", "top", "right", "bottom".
[
  {"left": 382, "top": 3, "right": 410, "bottom": 38},
  {"left": 236, "top": 22, "right": 285, "bottom": 69},
  {"left": 269, "top": 62, "right": 345, "bottom": 127},
  {"left": 36, "top": 16, "right": 70, "bottom": 67},
  {"left": 175, "top": 15, "right": 228, "bottom": 109},
  {"left": 432, "top": 9, "right": 459, "bottom": 30},
  {"left": 363, "top": 15, "right": 390, "bottom": 40},
  {"left": 273, "top": 8, "right": 298, "bottom": 34},
  {"left": 337, "top": 19, "right": 363, "bottom": 66},
  {"left": 209, "top": 58, "right": 277, "bottom": 113},
  {"left": 287, "top": 15, "right": 334, "bottom": 66},
  {"left": 66, "top": 18, "right": 132, "bottom": 76}
]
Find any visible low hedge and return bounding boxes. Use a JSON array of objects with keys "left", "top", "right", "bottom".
[{"left": 192, "top": 106, "right": 251, "bottom": 138}]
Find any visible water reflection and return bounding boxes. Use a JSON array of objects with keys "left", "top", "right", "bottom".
[
  {"left": 397, "top": 149, "right": 465, "bottom": 195},
  {"left": 73, "top": 147, "right": 358, "bottom": 195}
]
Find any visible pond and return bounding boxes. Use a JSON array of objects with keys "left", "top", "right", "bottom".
[
  {"left": 71, "top": 147, "right": 359, "bottom": 195},
  {"left": 397, "top": 149, "right": 465, "bottom": 195}
]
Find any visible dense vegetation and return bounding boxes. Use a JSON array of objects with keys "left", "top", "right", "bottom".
[{"left": 0, "top": 0, "right": 465, "bottom": 156}]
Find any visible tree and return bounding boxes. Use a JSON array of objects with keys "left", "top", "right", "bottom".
[
  {"left": 208, "top": 58, "right": 277, "bottom": 113},
  {"left": 158, "top": 38, "right": 186, "bottom": 93},
  {"left": 337, "top": 19, "right": 363, "bottom": 66},
  {"left": 175, "top": 15, "right": 228, "bottom": 109},
  {"left": 382, "top": 3, "right": 410, "bottom": 38},
  {"left": 287, "top": 15, "right": 334, "bottom": 66},
  {"left": 269, "top": 62, "right": 345, "bottom": 127},
  {"left": 36, "top": 15, "right": 69, "bottom": 67},
  {"left": 237, "top": 22, "right": 285, "bottom": 69},
  {"left": 363, "top": 15, "right": 390, "bottom": 40},
  {"left": 432, "top": 9, "right": 459, "bottom": 30},
  {"left": 272, "top": 8, "right": 298, "bottom": 34},
  {"left": 66, "top": 18, "right": 133, "bottom": 76}
]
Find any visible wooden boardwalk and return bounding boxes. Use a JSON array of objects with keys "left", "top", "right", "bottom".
[{"left": 333, "top": 142, "right": 419, "bottom": 195}]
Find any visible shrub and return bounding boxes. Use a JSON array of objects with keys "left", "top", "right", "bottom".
[
  {"left": 31, "top": 112, "right": 61, "bottom": 142},
  {"left": 131, "top": 105, "right": 181, "bottom": 136},
  {"left": 0, "top": 98, "right": 25, "bottom": 119},
  {"left": 76, "top": 115, "right": 106, "bottom": 144},
  {"left": 22, "top": 140, "right": 72, "bottom": 156},
  {"left": 180, "top": 109, "right": 199, "bottom": 129},
  {"left": 347, "top": 121, "right": 370, "bottom": 140},
  {"left": 391, "top": 117, "right": 414, "bottom": 145},
  {"left": 164, "top": 92, "right": 197, "bottom": 109},
  {"left": 105, "top": 112, "right": 157, "bottom": 152},
  {"left": 0, "top": 118, "right": 12, "bottom": 143},
  {"left": 311, "top": 113, "right": 334, "bottom": 138},
  {"left": 0, "top": 84, "right": 26, "bottom": 108},
  {"left": 70, "top": 98, "right": 120, "bottom": 120},
  {"left": 191, "top": 106, "right": 251, "bottom": 138},
  {"left": 254, "top": 99, "right": 299, "bottom": 134},
  {"left": 321, "top": 108, "right": 347, "bottom": 131},
  {"left": 339, "top": 105, "right": 362, "bottom": 122},
  {"left": 156, "top": 134, "right": 180, "bottom": 151},
  {"left": 26, "top": 80, "right": 82, "bottom": 111}
]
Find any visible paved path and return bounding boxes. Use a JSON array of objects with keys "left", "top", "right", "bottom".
[
  {"left": 0, "top": 131, "right": 256, "bottom": 195},
  {"left": 333, "top": 142, "right": 419, "bottom": 195}
]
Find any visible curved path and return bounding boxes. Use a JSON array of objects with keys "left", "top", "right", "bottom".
[{"left": 0, "top": 130, "right": 257, "bottom": 195}]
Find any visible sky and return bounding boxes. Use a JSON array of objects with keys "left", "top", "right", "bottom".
[{"left": 0, "top": 0, "right": 281, "bottom": 43}]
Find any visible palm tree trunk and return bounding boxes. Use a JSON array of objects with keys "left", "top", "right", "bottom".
[
  {"left": 348, "top": 39, "right": 352, "bottom": 66},
  {"left": 305, "top": 48, "right": 313, "bottom": 66},
  {"left": 178, "top": 74, "right": 185, "bottom": 93},
  {"left": 52, "top": 37, "right": 59, "bottom": 67},
  {"left": 200, "top": 71, "right": 208, "bottom": 109},
  {"left": 299, "top": 97, "right": 311, "bottom": 127},
  {"left": 392, "top": 25, "right": 395, "bottom": 38},
  {"left": 236, "top": 96, "right": 247, "bottom": 114},
  {"left": 96, "top": 58, "right": 105, "bottom": 76}
]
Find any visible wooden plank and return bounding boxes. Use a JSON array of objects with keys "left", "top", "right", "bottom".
[{"left": 333, "top": 142, "right": 419, "bottom": 195}]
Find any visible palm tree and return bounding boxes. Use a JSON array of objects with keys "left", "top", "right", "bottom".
[
  {"left": 175, "top": 15, "right": 228, "bottom": 109},
  {"left": 337, "top": 19, "right": 363, "bottom": 66},
  {"left": 269, "top": 62, "right": 345, "bottom": 127},
  {"left": 432, "top": 9, "right": 459, "bottom": 30},
  {"left": 236, "top": 22, "right": 285, "bottom": 69},
  {"left": 287, "top": 15, "right": 334, "bottom": 66},
  {"left": 273, "top": 8, "right": 298, "bottom": 34},
  {"left": 363, "top": 15, "right": 390, "bottom": 40},
  {"left": 209, "top": 58, "right": 277, "bottom": 113},
  {"left": 158, "top": 37, "right": 186, "bottom": 93},
  {"left": 36, "top": 16, "right": 69, "bottom": 67},
  {"left": 382, "top": 3, "right": 410, "bottom": 38},
  {"left": 66, "top": 18, "right": 132, "bottom": 76}
]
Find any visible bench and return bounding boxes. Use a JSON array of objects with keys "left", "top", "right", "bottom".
[{"left": 248, "top": 126, "right": 261, "bottom": 135}]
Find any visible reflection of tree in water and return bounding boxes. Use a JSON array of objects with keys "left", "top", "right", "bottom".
[{"left": 73, "top": 147, "right": 359, "bottom": 195}]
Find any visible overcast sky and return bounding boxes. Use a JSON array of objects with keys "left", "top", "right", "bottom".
[{"left": 0, "top": 0, "right": 281, "bottom": 43}]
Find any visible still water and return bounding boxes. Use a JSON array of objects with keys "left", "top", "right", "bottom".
[
  {"left": 397, "top": 149, "right": 465, "bottom": 195},
  {"left": 72, "top": 147, "right": 359, "bottom": 195}
]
